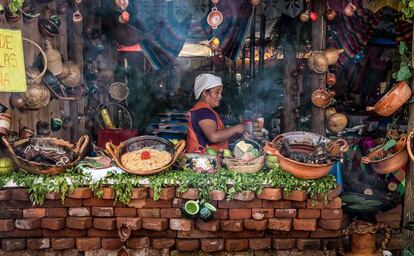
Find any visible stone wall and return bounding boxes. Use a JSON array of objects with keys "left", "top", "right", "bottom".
[{"left": 0, "top": 186, "right": 343, "bottom": 255}]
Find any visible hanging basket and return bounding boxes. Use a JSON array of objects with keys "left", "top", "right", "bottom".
[{"left": 23, "top": 38, "right": 48, "bottom": 84}]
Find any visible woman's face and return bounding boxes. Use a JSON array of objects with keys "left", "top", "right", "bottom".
[{"left": 203, "top": 85, "right": 223, "bottom": 108}]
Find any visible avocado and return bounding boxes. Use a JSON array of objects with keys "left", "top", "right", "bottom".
[
  {"left": 267, "top": 155, "right": 278, "bottom": 163},
  {"left": 206, "top": 148, "right": 217, "bottom": 156}
]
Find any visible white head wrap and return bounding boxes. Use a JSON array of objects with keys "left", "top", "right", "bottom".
[{"left": 194, "top": 73, "right": 222, "bottom": 100}]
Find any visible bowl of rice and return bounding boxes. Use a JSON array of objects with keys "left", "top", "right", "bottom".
[{"left": 105, "top": 135, "right": 186, "bottom": 175}]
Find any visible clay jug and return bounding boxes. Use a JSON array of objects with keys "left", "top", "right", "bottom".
[
  {"left": 324, "top": 48, "right": 344, "bottom": 65},
  {"left": 45, "top": 40, "right": 63, "bottom": 76},
  {"left": 327, "top": 72, "right": 336, "bottom": 86},
  {"left": 339, "top": 221, "right": 392, "bottom": 256},
  {"left": 344, "top": 2, "right": 357, "bottom": 17}
]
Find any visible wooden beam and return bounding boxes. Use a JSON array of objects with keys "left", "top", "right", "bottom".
[
  {"left": 310, "top": 0, "right": 326, "bottom": 135},
  {"left": 258, "top": 13, "right": 266, "bottom": 78},
  {"left": 282, "top": 39, "right": 297, "bottom": 132},
  {"left": 403, "top": 22, "right": 414, "bottom": 238}
]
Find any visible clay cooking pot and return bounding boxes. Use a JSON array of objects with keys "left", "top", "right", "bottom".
[
  {"left": 311, "top": 88, "right": 334, "bottom": 108},
  {"left": 366, "top": 81, "right": 411, "bottom": 117}
]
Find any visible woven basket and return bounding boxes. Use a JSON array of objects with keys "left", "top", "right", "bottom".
[
  {"left": 2, "top": 135, "right": 89, "bottom": 175},
  {"left": 105, "top": 136, "right": 186, "bottom": 175},
  {"left": 223, "top": 155, "right": 265, "bottom": 174}
]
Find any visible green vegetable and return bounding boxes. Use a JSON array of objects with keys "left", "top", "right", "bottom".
[
  {"left": 223, "top": 149, "right": 232, "bottom": 158},
  {"left": 206, "top": 148, "right": 217, "bottom": 156}
]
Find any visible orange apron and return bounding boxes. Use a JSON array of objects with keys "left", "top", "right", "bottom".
[{"left": 186, "top": 101, "right": 228, "bottom": 153}]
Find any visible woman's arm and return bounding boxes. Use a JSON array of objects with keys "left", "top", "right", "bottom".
[{"left": 199, "top": 119, "right": 245, "bottom": 144}]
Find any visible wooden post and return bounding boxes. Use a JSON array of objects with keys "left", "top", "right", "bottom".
[
  {"left": 403, "top": 22, "right": 414, "bottom": 238},
  {"left": 241, "top": 45, "right": 246, "bottom": 81},
  {"left": 249, "top": 7, "right": 256, "bottom": 80},
  {"left": 310, "top": 0, "right": 326, "bottom": 135},
  {"left": 282, "top": 40, "right": 297, "bottom": 132}
]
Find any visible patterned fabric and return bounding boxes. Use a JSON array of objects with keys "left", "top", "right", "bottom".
[{"left": 200, "top": 0, "right": 254, "bottom": 61}]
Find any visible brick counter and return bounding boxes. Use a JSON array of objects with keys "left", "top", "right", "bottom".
[{"left": 0, "top": 187, "right": 342, "bottom": 255}]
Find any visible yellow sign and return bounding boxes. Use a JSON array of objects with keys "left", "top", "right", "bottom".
[{"left": 0, "top": 29, "right": 26, "bottom": 92}]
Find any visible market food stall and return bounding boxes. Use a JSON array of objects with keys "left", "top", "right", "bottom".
[{"left": 0, "top": 0, "right": 412, "bottom": 255}]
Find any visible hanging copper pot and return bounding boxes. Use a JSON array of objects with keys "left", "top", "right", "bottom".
[
  {"left": 324, "top": 48, "right": 344, "bottom": 65},
  {"left": 326, "top": 72, "right": 336, "bottom": 86},
  {"left": 327, "top": 113, "right": 348, "bottom": 133},
  {"left": 311, "top": 88, "right": 334, "bottom": 108},
  {"left": 207, "top": 7, "right": 223, "bottom": 29},
  {"left": 366, "top": 81, "right": 412, "bottom": 117},
  {"left": 325, "top": 8, "right": 337, "bottom": 21},
  {"left": 344, "top": 2, "right": 357, "bottom": 17}
]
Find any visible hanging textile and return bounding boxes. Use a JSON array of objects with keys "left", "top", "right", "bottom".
[{"left": 198, "top": 0, "right": 254, "bottom": 61}]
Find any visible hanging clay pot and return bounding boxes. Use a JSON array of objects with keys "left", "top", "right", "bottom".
[
  {"left": 26, "top": 67, "right": 42, "bottom": 85},
  {"left": 327, "top": 113, "right": 347, "bottom": 133},
  {"left": 326, "top": 72, "right": 336, "bottom": 86},
  {"left": 60, "top": 63, "right": 81, "bottom": 88},
  {"left": 5, "top": 8, "right": 21, "bottom": 23},
  {"left": 325, "top": 8, "right": 337, "bottom": 21},
  {"left": 311, "top": 88, "right": 334, "bottom": 108},
  {"left": 250, "top": 0, "right": 260, "bottom": 6},
  {"left": 207, "top": 7, "right": 223, "bottom": 29},
  {"left": 366, "top": 81, "right": 412, "bottom": 117},
  {"left": 309, "top": 12, "right": 318, "bottom": 21},
  {"left": 9, "top": 94, "right": 26, "bottom": 110},
  {"left": 299, "top": 11, "right": 310, "bottom": 23},
  {"left": 344, "top": 2, "right": 357, "bottom": 17},
  {"left": 45, "top": 40, "right": 63, "bottom": 76},
  {"left": 312, "top": 51, "right": 329, "bottom": 73},
  {"left": 324, "top": 48, "right": 344, "bottom": 65}
]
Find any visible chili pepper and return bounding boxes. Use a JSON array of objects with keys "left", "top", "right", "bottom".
[{"left": 141, "top": 151, "right": 151, "bottom": 160}]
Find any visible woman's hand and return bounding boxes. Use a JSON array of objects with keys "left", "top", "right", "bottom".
[{"left": 234, "top": 124, "right": 245, "bottom": 134}]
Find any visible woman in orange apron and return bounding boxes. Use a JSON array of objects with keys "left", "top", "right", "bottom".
[{"left": 186, "top": 74, "right": 245, "bottom": 153}]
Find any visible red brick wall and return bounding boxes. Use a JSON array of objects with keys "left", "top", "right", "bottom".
[{"left": 0, "top": 187, "right": 342, "bottom": 253}]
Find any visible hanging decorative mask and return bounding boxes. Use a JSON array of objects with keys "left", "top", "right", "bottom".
[
  {"left": 115, "top": 0, "right": 129, "bottom": 23},
  {"left": 207, "top": 7, "right": 223, "bottom": 29}
]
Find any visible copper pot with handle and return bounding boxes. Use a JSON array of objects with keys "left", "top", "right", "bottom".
[
  {"left": 361, "top": 136, "right": 408, "bottom": 174},
  {"left": 366, "top": 81, "right": 411, "bottom": 117}
]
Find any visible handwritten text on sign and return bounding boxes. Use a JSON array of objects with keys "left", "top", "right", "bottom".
[{"left": 0, "top": 29, "right": 26, "bottom": 92}]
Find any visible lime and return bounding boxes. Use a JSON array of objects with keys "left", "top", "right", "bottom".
[
  {"left": 0, "top": 158, "right": 13, "bottom": 175},
  {"left": 184, "top": 200, "right": 199, "bottom": 215},
  {"left": 203, "top": 202, "right": 217, "bottom": 212},
  {"left": 206, "top": 148, "right": 217, "bottom": 156}
]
